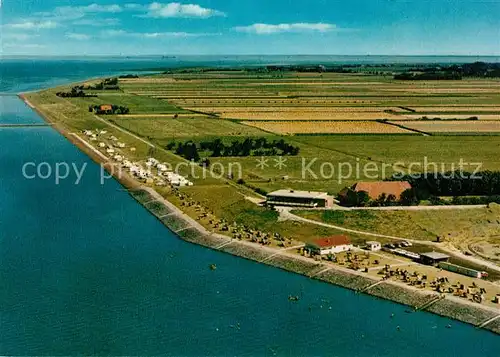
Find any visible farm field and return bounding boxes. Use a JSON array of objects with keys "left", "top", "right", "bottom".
[
  {"left": 67, "top": 92, "right": 187, "bottom": 114},
  {"left": 242, "top": 120, "right": 413, "bottom": 134},
  {"left": 191, "top": 108, "right": 402, "bottom": 120},
  {"left": 119, "top": 71, "right": 500, "bottom": 124},
  {"left": 290, "top": 135, "right": 500, "bottom": 173},
  {"left": 394, "top": 120, "right": 500, "bottom": 133},
  {"left": 109, "top": 117, "right": 269, "bottom": 139},
  {"left": 404, "top": 106, "right": 500, "bottom": 112},
  {"left": 207, "top": 134, "right": 500, "bottom": 194},
  {"left": 403, "top": 114, "right": 500, "bottom": 120}
]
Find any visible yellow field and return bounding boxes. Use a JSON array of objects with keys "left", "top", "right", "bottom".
[
  {"left": 184, "top": 106, "right": 399, "bottom": 112},
  {"left": 380, "top": 88, "right": 500, "bottom": 94},
  {"left": 409, "top": 106, "right": 500, "bottom": 112},
  {"left": 403, "top": 114, "right": 500, "bottom": 120},
  {"left": 395, "top": 120, "right": 500, "bottom": 133},
  {"left": 183, "top": 106, "right": 401, "bottom": 120},
  {"left": 242, "top": 121, "right": 413, "bottom": 134}
]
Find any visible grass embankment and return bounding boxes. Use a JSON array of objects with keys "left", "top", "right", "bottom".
[{"left": 294, "top": 207, "right": 500, "bottom": 248}]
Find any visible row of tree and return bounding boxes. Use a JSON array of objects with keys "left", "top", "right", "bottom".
[
  {"left": 391, "top": 171, "right": 500, "bottom": 199},
  {"left": 394, "top": 72, "right": 463, "bottom": 80},
  {"left": 395, "top": 62, "right": 500, "bottom": 80},
  {"left": 88, "top": 105, "right": 130, "bottom": 115},
  {"left": 406, "top": 62, "right": 500, "bottom": 78},
  {"left": 118, "top": 74, "right": 139, "bottom": 79},
  {"left": 56, "top": 87, "right": 97, "bottom": 98},
  {"left": 166, "top": 138, "right": 300, "bottom": 160},
  {"left": 418, "top": 116, "right": 479, "bottom": 121},
  {"left": 75, "top": 77, "right": 120, "bottom": 91}
]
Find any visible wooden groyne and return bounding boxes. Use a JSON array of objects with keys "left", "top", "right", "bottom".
[
  {"left": 477, "top": 314, "right": 500, "bottom": 330},
  {"left": 415, "top": 294, "right": 445, "bottom": 311},
  {"left": 359, "top": 280, "right": 385, "bottom": 293}
]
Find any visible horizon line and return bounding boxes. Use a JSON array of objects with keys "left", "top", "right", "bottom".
[{"left": 3, "top": 54, "right": 500, "bottom": 58}]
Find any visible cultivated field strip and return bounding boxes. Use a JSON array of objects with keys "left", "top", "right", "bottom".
[
  {"left": 403, "top": 114, "right": 500, "bottom": 120},
  {"left": 391, "top": 120, "right": 500, "bottom": 133},
  {"left": 242, "top": 120, "right": 414, "bottom": 134}
]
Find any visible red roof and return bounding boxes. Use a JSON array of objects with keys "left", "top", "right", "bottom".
[
  {"left": 353, "top": 181, "right": 412, "bottom": 200},
  {"left": 310, "top": 235, "right": 351, "bottom": 248}
]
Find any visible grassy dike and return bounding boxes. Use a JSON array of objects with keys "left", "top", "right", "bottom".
[{"left": 19, "top": 90, "right": 500, "bottom": 336}]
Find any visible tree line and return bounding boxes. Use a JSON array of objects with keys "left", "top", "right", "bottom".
[
  {"left": 88, "top": 104, "right": 130, "bottom": 115},
  {"left": 166, "top": 138, "right": 300, "bottom": 161},
  {"left": 394, "top": 62, "right": 500, "bottom": 80},
  {"left": 56, "top": 87, "right": 97, "bottom": 98},
  {"left": 394, "top": 72, "right": 463, "bottom": 80},
  {"left": 391, "top": 171, "right": 500, "bottom": 199},
  {"left": 76, "top": 78, "right": 120, "bottom": 91}
]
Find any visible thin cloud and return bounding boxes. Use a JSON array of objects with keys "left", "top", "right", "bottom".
[
  {"left": 144, "top": 2, "right": 226, "bottom": 18},
  {"left": 124, "top": 4, "right": 144, "bottom": 10},
  {"left": 66, "top": 33, "right": 91, "bottom": 41},
  {"left": 100, "top": 29, "right": 128, "bottom": 37},
  {"left": 100, "top": 30, "right": 217, "bottom": 38},
  {"left": 234, "top": 23, "right": 337, "bottom": 34},
  {"left": 1, "top": 33, "right": 37, "bottom": 41},
  {"left": 4, "top": 20, "right": 58, "bottom": 30},
  {"left": 140, "top": 31, "right": 218, "bottom": 38},
  {"left": 33, "top": 3, "right": 123, "bottom": 23},
  {"left": 3, "top": 43, "right": 47, "bottom": 49},
  {"left": 52, "top": 3, "right": 123, "bottom": 17},
  {"left": 73, "top": 18, "right": 121, "bottom": 26}
]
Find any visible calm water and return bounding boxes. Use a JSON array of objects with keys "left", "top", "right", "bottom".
[{"left": 0, "top": 58, "right": 499, "bottom": 355}]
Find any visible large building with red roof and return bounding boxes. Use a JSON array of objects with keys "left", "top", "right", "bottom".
[
  {"left": 341, "top": 181, "right": 412, "bottom": 201},
  {"left": 306, "top": 235, "right": 353, "bottom": 255}
]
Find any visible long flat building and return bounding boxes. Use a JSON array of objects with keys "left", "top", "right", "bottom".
[{"left": 266, "top": 189, "right": 334, "bottom": 208}]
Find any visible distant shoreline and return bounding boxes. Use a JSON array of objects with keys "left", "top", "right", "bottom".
[{"left": 18, "top": 82, "right": 500, "bottom": 336}]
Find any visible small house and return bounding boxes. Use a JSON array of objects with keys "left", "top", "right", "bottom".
[
  {"left": 99, "top": 104, "right": 113, "bottom": 114},
  {"left": 306, "top": 235, "right": 353, "bottom": 255},
  {"left": 366, "top": 241, "right": 381, "bottom": 251}
]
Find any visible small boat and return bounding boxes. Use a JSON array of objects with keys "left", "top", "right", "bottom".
[
  {"left": 288, "top": 295, "right": 300, "bottom": 301},
  {"left": 209, "top": 264, "right": 217, "bottom": 271}
]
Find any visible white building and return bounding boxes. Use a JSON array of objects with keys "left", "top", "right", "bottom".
[
  {"left": 266, "top": 189, "right": 334, "bottom": 208},
  {"left": 366, "top": 241, "right": 381, "bottom": 251},
  {"left": 306, "top": 235, "right": 353, "bottom": 255}
]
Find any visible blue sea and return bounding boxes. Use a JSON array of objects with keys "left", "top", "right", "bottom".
[{"left": 0, "top": 57, "right": 499, "bottom": 356}]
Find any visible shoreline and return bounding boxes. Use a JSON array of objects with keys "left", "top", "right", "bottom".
[{"left": 18, "top": 92, "right": 500, "bottom": 336}]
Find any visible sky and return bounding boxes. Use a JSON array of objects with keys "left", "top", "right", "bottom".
[{"left": 1, "top": 0, "right": 499, "bottom": 56}]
